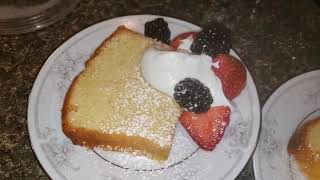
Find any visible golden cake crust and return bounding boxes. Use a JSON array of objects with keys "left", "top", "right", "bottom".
[{"left": 62, "top": 121, "right": 171, "bottom": 160}]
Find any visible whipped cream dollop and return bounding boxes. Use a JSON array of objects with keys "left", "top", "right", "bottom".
[{"left": 140, "top": 47, "right": 230, "bottom": 107}]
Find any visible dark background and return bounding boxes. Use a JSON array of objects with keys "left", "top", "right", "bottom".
[{"left": 0, "top": 0, "right": 319, "bottom": 179}]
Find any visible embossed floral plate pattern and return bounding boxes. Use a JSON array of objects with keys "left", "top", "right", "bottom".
[
  {"left": 28, "top": 15, "right": 260, "bottom": 180},
  {"left": 253, "top": 70, "right": 320, "bottom": 180}
]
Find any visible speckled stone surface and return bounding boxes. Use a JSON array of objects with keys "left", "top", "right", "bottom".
[{"left": 0, "top": 0, "right": 319, "bottom": 179}]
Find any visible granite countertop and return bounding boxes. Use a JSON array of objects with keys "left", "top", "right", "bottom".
[{"left": 0, "top": 0, "right": 319, "bottom": 179}]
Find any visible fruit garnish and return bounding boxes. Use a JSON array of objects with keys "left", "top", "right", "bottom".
[
  {"left": 145, "top": 18, "right": 171, "bottom": 44},
  {"left": 190, "top": 22, "right": 231, "bottom": 57},
  {"left": 179, "top": 106, "right": 231, "bottom": 151},
  {"left": 174, "top": 78, "right": 213, "bottom": 113},
  {"left": 170, "top": 31, "right": 197, "bottom": 49},
  {"left": 212, "top": 54, "right": 247, "bottom": 100}
]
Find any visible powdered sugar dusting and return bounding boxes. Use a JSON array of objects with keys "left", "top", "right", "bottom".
[{"left": 105, "top": 67, "right": 181, "bottom": 148}]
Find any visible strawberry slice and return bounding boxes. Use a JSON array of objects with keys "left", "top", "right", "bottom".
[
  {"left": 170, "top": 32, "right": 197, "bottom": 49},
  {"left": 179, "top": 106, "right": 231, "bottom": 151},
  {"left": 212, "top": 54, "right": 247, "bottom": 100}
]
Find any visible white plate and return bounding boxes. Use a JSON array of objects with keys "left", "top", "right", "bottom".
[
  {"left": 28, "top": 15, "right": 260, "bottom": 180},
  {"left": 253, "top": 70, "right": 320, "bottom": 180}
]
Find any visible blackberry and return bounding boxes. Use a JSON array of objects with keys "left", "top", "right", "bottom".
[
  {"left": 190, "top": 22, "right": 231, "bottom": 57},
  {"left": 144, "top": 18, "right": 171, "bottom": 44},
  {"left": 174, "top": 78, "right": 213, "bottom": 113}
]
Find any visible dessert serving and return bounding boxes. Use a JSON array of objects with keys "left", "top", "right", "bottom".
[
  {"left": 288, "top": 117, "right": 320, "bottom": 180},
  {"left": 26, "top": 15, "right": 262, "bottom": 180},
  {"left": 62, "top": 17, "right": 247, "bottom": 161}
]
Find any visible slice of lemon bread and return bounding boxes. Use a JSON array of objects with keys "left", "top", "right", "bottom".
[
  {"left": 62, "top": 26, "right": 181, "bottom": 161},
  {"left": 288, "top": 117, "right": 320, "bottom": 179}
]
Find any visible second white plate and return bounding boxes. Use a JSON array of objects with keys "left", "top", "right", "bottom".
[{"left": 253, "top": 70, "right": 320, "bottom": 180}]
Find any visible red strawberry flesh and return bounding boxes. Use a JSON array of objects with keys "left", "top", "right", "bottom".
[
  {"left": 179, "top": 106, "right": 231, "bottom": 151},
  {"left": 212, "top": 54, "right": 247, "bottom": 100}
]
